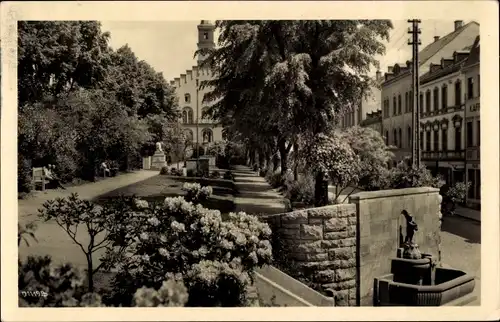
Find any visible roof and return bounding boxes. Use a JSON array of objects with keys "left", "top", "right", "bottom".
[
  {"left": 382, "top": 21, "right": 479, "bottom": 86},
  {"left": 420, "top": 57, "right": 467, "bottom": 85},
  {"left": 463, "top": 35, "right": 480, "bottom": 68},
  {"left": 418, "top": 21, "right": 479, "bottom": 66}
]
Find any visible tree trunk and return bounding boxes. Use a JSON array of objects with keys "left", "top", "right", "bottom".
[
  {"left": 314, "top": 171, "right": 329, "bottom": 207},
  {"left": 258, "top": 150, "right": 265, "bottom": 169},
  {"left": 272, "top": 154, "right": 279, "bottom": 172},
  {"left": 278, "top": 140, "right": 289, "bottom": 176},
  {"left": 293, "top": 142, "right": 299, "bottom": 181},
  {"left": 87, "top": 254, "right": 94, "bottom": 293}
]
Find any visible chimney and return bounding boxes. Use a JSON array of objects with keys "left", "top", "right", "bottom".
[
  {"left": 388, "top": 66, "right": 393, "bottom": 73},
  {"left": 434, "top": 36, "right": 440, "bottom": 42},
  {"left": 454, "top": 20, "right": 463, "bottom": 30},
  {"left": 376, "top": 70, "right": 381, "bottom": 80}
]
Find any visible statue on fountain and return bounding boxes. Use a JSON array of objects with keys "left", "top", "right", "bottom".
[{"left": 400, "top": 210, "right": 422, "bottom": 260}]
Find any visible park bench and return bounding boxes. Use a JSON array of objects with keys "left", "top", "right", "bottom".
[{"left": 32, "top": 167, "right": 46, "bottom": 191}]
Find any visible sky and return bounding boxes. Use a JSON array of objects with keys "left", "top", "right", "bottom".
[{"left": 100, "top": 20, "right": 474, "bottom": 82}]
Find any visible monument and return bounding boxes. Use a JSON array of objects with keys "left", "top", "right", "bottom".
[{"left": 151, "top": 142, "right": 167, "bottom": 170}]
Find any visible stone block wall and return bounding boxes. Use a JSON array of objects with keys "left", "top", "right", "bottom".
[
  {"left": 349, "top": 187, "right": 441, "bottom": 306},
  {"left": 262, "top": 204, "right": 358, "bottom": 306}
]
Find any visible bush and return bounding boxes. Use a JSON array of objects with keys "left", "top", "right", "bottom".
[
  {"left": 386, "top": 162, "right": 444, "bottom": 189},
  {"left": 107, "top": 197, "right": 272, "bottom": 306},
  {"left": 445, "top": 181, "right": 471, "bottom": 204},
  {"left": 266, "top": 170, "right": 283, "bottom": 188},
  {"left": 210, "top": 170, "right": 221, "bottom": 179},
  {"left": 18, "top": 154, "right": 33, "bottom": 194},
  {"left": 284, "top": 173, "right": 315, "bottom": 205},
  {"left": 258, "top": 168, "right": 267, "bottom": 177},
  {"left": 186, "top": 169, "right": 195, "bottom": 177},
  {"left": 170, "top": 168, "right": 183, "bottom": 176},
  {"left": 159, "top": 166, "right": 169, "bottom": 175},
  {"left": 223, "top": 171, "right": 234, "bottom": 181},
  {"left": 182, "top": 183, "right": 213, "bottom": 204}
]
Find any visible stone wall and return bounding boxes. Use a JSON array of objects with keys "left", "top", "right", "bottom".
[
  {"left": 262, "top": 204, "right": 358, "bottom": 306},
  {"left": 262, "top": 187, "right": 441, "bottom": 307},
  {"left": 349, "top": 187, "right": 441, "bottom": 306}
]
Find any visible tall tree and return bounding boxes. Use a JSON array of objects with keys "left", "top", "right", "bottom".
[{"left": 198, "top": 20, "right": 392, "bottom": 178}]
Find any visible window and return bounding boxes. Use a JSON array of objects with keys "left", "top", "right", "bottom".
[
  {"left": 433, "top": 130, "right": 439, "bottom": 151},
  {"left": 467, "top": 77, "right": 474, "bottom": 99},
  {"left": 425, "top": 90, "right": 431, "bottom": 113},
  {"left": 442, "top": 128, "right": 448, "bottom": 151},
  {"left": 419, "top": 92, "right": 424, "bottom": 114},
  {"left": 398, "top": 128, "right": 402, "bottom": 148},
  {"left": 202, "top": 128, "right": 213, "bottom": 143},
  {"left": 393, "top": 97, "right": 396, "bottom": 116},
  {"left": 454, "top": 80, "right": 462, "bottom": 106},
  {"left": 420, "top": 132, "right": 424, "bottom": 150},
  {"left": 433, "top": 87, "right": 439, "bottom": 112},
  {"left": 477, "top": 120, "right": 480, "bottom": 146},
  {"left": 393, "top": 129, "right": 398, "bottom": 147},
  {"left": 466, "top": 121, "right": 473, "bottom": 147},
  {"left": 407, "top": 126, "right": 411, "bottom": 148},
  {"left": 404, "top": 92, "right": 408, "bottom": 113},
  {"left": 184, "top": 93, "right": 191, "bottom": 103},
  {"left": 477, "top": 75, "right": 480, "bottom": 97},
  {"left": 441, "top": 85, "right": 448, "bottom": 110},
  {"left": 398, "top": 95, "right": 402, "bottom": 115},
  {"left": 182, "top": 107, "right": 194, "bottom": 124},
  {"left": 203, "top": 32, "right": 209, "bottom": 40},
  {"left": 455, "top": 126, "right": 462, "bottom": 150},
  {"left": 426, "top": 131, "right": 431, "bottom": 151},
  {"left": 409, "top": 90, "right": 413, "bottom": 112}
]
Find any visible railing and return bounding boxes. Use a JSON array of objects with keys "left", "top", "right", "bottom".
[{"left": 422, "top": 150, "right": 465, "bottom": 160}]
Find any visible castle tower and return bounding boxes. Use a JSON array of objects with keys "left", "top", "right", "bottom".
[{"left": 197, "top": 20, "right": 215, "bottom": 65}]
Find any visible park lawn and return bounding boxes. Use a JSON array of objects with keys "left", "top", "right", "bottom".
[{"left": 94, "top": 174, "right": 236, "bottom": 217}]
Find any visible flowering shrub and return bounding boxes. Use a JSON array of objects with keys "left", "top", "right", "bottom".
[
  {"left": 18, "top": 255, "right": 102, "bottom": 307},
  {"left": 182, "top": 183, "right": 213, "bottom": 204},
  {"left": 159, "top": 166, "right": 169, "bottom": 175},
  {"left": 108, "top": 197, "right": 272, "bottom": 306},
  {"left": 18, "top": 255, "right": 187, "bottom": 307}
]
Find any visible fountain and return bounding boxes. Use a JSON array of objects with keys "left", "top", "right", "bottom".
[{"left": 373, "top": 209, "right": 476, "bottom": 306}]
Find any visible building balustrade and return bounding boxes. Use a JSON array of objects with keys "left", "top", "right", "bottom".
[{"left": 422, "top": 150, "right": 465, "bottom": 160}]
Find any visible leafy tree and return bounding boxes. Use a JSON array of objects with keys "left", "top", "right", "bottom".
[
  {"left": 303, "top": 131, "right": 361, "bottom": 206},
  {"left": 198, "top": 20, "right": 392, "bottom": 180},
  {"left": 37, "top": 193, "right": 146, "bottom": 292},
  {"left": 341, "top": 126, "right": 394, "bottom": 191},
  {"left": 18, "top": 21, "right": 112, "bottom": 107}
]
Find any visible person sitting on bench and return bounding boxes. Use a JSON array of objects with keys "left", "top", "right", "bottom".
[
  {"left": 44, "top": 164, "right": 66, "bottom": 190},
  {"left": 100, "top": 162, "right": 111, "bottom": 177}
]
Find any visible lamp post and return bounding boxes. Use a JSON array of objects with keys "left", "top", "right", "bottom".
[{"left": 196, "top": 79, "right": 200, "bottom": 174}]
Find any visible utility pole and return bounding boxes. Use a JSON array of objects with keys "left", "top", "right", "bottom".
[{"left": 408, "top": 19, "right": 422, "bottom": 168}]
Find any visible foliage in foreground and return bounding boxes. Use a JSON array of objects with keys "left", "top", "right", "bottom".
[{"left": 20, "top": 183, "right": 272, "bottom": 307}]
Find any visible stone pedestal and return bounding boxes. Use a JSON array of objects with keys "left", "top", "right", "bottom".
[{"left": 151, "top": 151, "right": 166, "bottom": 170}]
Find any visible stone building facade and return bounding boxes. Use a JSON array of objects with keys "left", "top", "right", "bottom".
[
  {"left": 381, "top": 20, "right": 479, "bottom": 164},
  {"left": 462, "top": 36, "right": 481, "bottom": 209},
  {"left": 170, "top": 21, "right": 223, "bottom": 148}
]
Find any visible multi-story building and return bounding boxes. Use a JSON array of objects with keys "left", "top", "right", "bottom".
[
  {"left": 381, "top": 20, "right": 479, "bottom": 162},
  {"left": 170, "top": 21, "right": 223, "bottom": 147},
  {"left": 340, "top": 71, "right": 383, "bottom": 128},
  {"left": 419, "top": 49, "right": 471, "bottom": 185},
  {"left": 360, "top": 109, "right": 382, "bottom": 134},
  {"left": 462, "top": 36, "right": 480, "bottom": 209}
]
